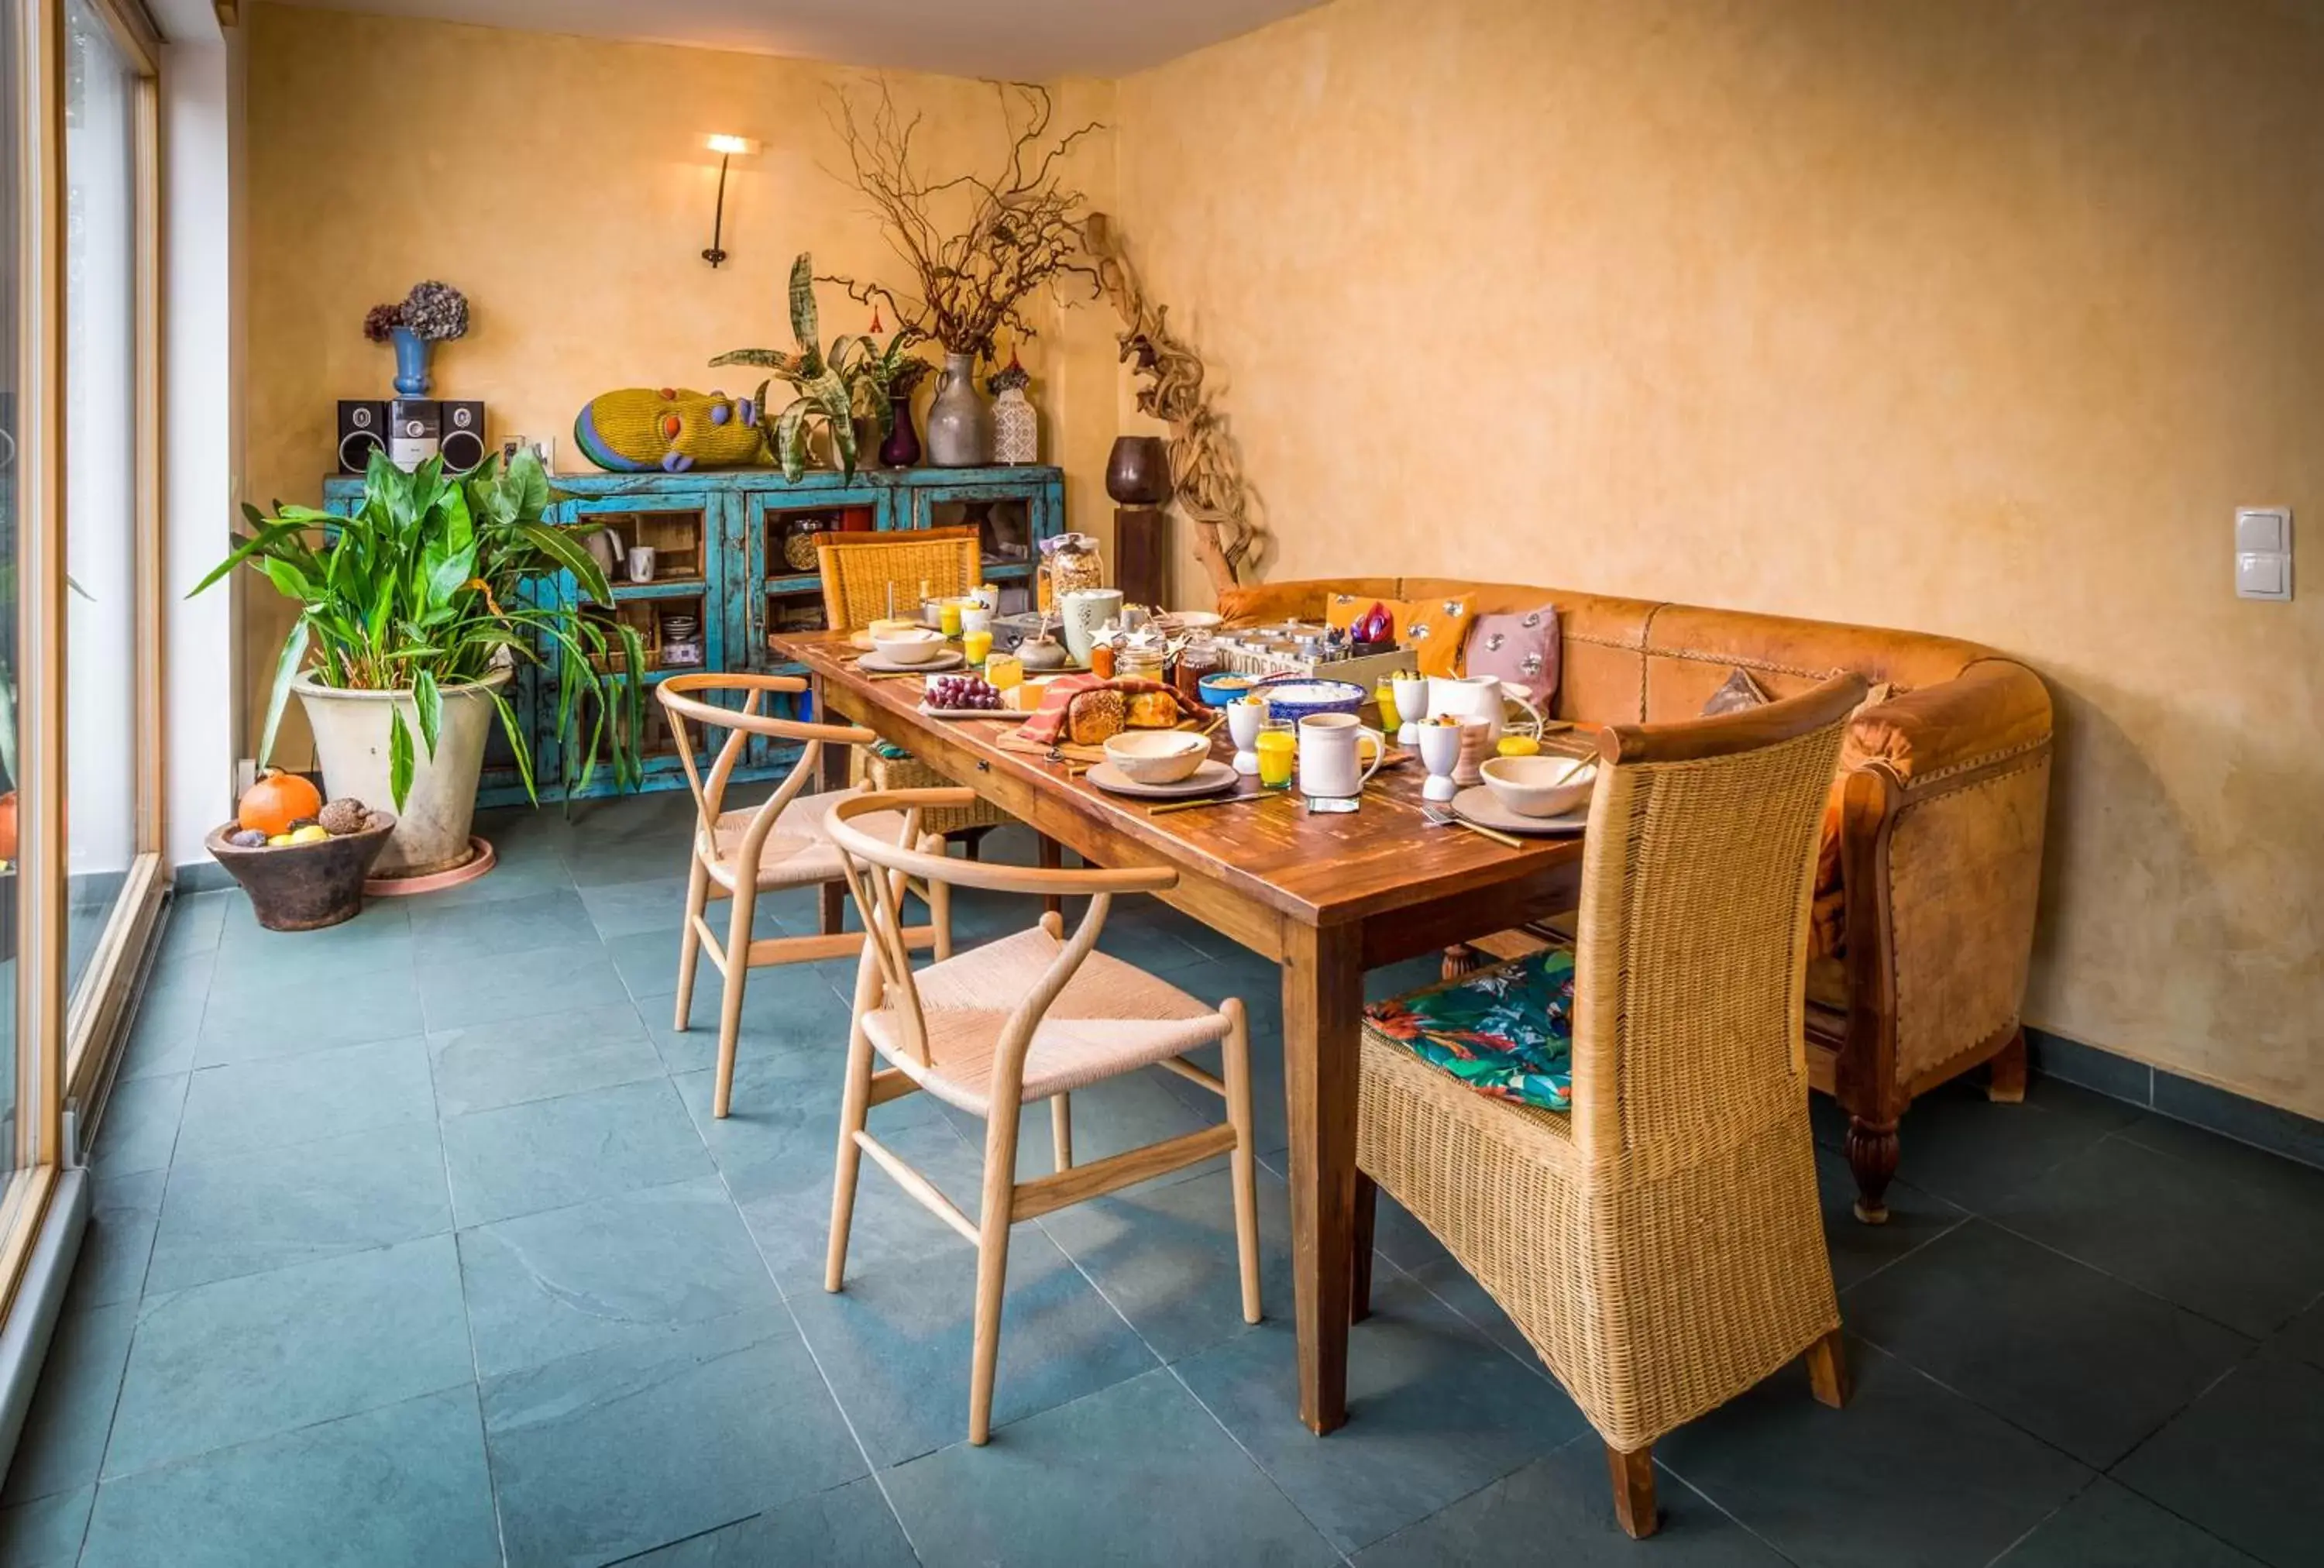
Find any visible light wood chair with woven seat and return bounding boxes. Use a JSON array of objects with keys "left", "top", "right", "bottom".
[
  {"left": 1353, "top": 673, "right": 1866, "bottom": 1539},
  {"left": 821, "top": 787, "right": 1261, "bottom": 1446},
  {"left": 816, "top": 526, "right": 1011, "bottom": 848},
  {"left": 657, "top": 674, "right": 951, "bottom": 1119}
]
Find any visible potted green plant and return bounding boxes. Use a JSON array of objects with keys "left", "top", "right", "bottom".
[
  {"left": 193, "top": 446, "right": 646, "bottom": 877},
  {"left": 713, "top": 251, "right": 906, "bottom": 481}
]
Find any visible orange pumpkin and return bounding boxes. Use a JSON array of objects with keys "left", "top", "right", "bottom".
[{"left": 237, "top": 769, "right": 323, "bottom": 837}]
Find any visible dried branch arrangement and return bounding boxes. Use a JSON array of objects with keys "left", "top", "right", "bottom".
[
  {"left": 821, "top": 81, "right": 1101, "bottom": 358},
  {"left": 1082, "top": 214, "right": 1260, "bottom": 598}
]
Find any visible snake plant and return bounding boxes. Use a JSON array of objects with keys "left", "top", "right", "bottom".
[{"left": 191, "top": 445, "right": 647, "bottom": 812}]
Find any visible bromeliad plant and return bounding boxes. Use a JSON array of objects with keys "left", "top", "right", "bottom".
[
  {"left": 712, "top": 251, "right": 932, "bottom": 480},
  {"left": 192, "top": 446, "right": 647, "bottom": 811}
]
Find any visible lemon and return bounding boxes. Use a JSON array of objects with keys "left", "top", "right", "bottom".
[
  {"left": 266, "top": 833, "right": 294, "bottom": 847},
  {"left": 288, "top": 824, "right": 330, "bottom": 845}
]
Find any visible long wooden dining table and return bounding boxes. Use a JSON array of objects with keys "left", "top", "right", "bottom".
[{"left": 777, "top": 630, "right": 1587, "bottom": 1435}]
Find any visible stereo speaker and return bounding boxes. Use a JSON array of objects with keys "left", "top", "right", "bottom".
[
  {"left": 440, "top": 401, "right": 487, "bottom": 475},
  {"left": 337, "top": 400, "right": 387, "bottom": 475}
]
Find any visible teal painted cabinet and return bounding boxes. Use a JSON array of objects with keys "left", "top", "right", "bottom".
[{"left": 321, "top": 465, "right": 1065, "bottom": 804}]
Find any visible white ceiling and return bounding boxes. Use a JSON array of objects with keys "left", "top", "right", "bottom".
[{"left": 268, "top": 0, "right": 1326, "bottom": 78}]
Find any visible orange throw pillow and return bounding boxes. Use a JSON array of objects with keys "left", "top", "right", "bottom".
[
  {"left": 1325, "top": 591, "right": 1407, "bottom": 632},
  {"left": 1394, "top": 594, "right": 1475, "bottom": 678}
]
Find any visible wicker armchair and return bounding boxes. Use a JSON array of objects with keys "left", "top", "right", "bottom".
[
  {"left": 815, "top": 527, "right": 1009, "bottom": 841},
  {"left": 1355, "top": 673, "right": 1865, "bottom": 1538}
]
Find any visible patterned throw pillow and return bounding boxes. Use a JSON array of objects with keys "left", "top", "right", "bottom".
[
  {"left": 1701, "top": 666, "right": 1773, "bottom": 716},
  {"left": 1462, "top": 607, "right": 1560, "bottom": 703},
  {"left": 1365, "top": 947, "right": 1576, "bottom": 1112}
]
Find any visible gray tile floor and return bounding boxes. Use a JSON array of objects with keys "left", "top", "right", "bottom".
[{"left": 4, "top": 791, "right": 2321, "bottom": 1566}]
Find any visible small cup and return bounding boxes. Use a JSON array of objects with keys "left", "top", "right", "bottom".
[
  {"left": 1415, "top": 721, "right": 1463, "bottom": 803},
  {"left": 1254, "top": 720, "right": 1297, "bottom": 790},
  {"left": 939, "top": 599, "right": 964, "bottom": 638},
  {"left": 626, "top": 545, "right": 656, "bottom": 583},
  {"left": 1391, "top": 672, "right": 1430, "bottom": 744},
  {"left": 961, "top": 603, "right": 993, "bottom": 636},
  {"left": 1226, "top": 697, "right": 1267, "bottom": 776},
  {"left": 961, "top": 628, "right": 993, "bottom": 666}
]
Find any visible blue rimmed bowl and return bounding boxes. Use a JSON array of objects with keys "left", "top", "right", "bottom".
[
  {"left": 1257, "top": 677, "right": 1368, "bottom": 724},
  {"left": 1197, "top": 671, "right": 1259, "bottom": 708}
]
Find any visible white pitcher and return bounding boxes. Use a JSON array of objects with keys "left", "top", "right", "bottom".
[{"left": 1426, "top": 673, "right": 1544, "bottom": 747}]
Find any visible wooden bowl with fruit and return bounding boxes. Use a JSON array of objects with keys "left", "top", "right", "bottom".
[{"left": 206, "top": 771, "right": 397, "bottom": 931}]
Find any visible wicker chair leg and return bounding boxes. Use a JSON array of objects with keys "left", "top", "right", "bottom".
[
  {"left": 711, "top": 882, "right": 758, "bottom": 1120},
  {"left": 1987, "top": 1026, "right": 2028, "bottom": 1104},
  {"left": 1805, "top": 1328, "right": 1851, "bottom": 1408},
  {"left": 1350, "top": 1171, "right": 1378, "bottom": 1324},
  {"left": 825, "top": 1021, "right": 876, "bottom": 1294},
  {"left": 672, "top": 854, "right": 710, "bottom": 1033},
  {"left": 1606, "top": 1444, "right": 1659, "bottom": 1539},
  {"left": 1844, "top": 1116, "right": 1900, "bottom": 1224}
]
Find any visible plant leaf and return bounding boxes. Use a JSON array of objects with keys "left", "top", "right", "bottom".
[
  {"left": 387, "top": 707, "right": 415, "bottom": 813},
  {"left": 788, "top": 251, "right": 821, "bottom": 363},
  {"left": 411, "top": 667, "right": 442, "bottom": 759},
  {"left": 257, "top": 619, "right": 311, "bottom": 769}
]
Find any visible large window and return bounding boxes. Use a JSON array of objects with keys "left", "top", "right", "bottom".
[{"left": 1, "top": 0, "right": 30, "bottom": 1251}]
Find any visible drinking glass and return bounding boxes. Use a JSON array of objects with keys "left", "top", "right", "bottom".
[
  {"left": 962, "top": 628, "right": 993, "bottom": 666},
  {"left": 1255, "top": 720, "right": 1297, "bottom": 790}
]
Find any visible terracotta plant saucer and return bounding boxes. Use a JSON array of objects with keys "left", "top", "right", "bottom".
[{"left": 364, "top": 836, "right": 497, "bottom": 896}]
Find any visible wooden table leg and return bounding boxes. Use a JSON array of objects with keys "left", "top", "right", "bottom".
[
  {"left": 1283, "top": 920, "right": 1365, "bottom": 1435},
  {"left": 1037, "top": 833, "right": 1064, "bottom": 919},
  {"left": 816, "top": 705, "right": 849, "bottom": 937}
]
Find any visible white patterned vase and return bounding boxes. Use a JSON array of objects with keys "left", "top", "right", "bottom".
[{"left": 992, "top": 385, "right": 1039, "bottom": 465}]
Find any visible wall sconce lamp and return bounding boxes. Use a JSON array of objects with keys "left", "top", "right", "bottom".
[{"left": 702, "top": 134, "right": 759, "bottom": 268}]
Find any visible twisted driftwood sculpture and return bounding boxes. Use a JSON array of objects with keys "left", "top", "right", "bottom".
[{"left": 1082, "top": 214, "right": 1260, "bottom": 599}]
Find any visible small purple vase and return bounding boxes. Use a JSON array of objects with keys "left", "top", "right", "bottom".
[{"left": 879, "top": 394, "right": 921, "bottom": 468}]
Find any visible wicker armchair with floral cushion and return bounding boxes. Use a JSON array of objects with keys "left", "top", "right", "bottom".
[
  {"left": 816, "top": 527, "right": 1009, "bottom": 839},
  {"left": 1355, "top": 674, "right": 1865, "bottom": 1539}
]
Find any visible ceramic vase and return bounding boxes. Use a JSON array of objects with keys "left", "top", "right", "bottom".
[
  {"left": 993, "top": 385, "right": 1038, "bottom": 465},
  {"left": 925, "top": 352, "right": 992, "bottom": 467},
  {"left": 391, "top": 326, "right": 431, "bottom": 397},
  {"left": 1105, "top": 435, "right": 1171, "bottom": 505},
  {"left": 879, "top": 394, "right": 921, "bottom": 467}
]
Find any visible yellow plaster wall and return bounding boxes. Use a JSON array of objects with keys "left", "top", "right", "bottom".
[
  {"left": 242, "top": 2, "right": 1116, "bottom": 763},
  {"left": 1112, "top": 0, "right": 2324, "bottom": 1113}
]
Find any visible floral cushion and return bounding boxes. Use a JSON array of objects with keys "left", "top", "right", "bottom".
[{"left": 1364, "top": 947, "right": 1576, "bottom": 1112}]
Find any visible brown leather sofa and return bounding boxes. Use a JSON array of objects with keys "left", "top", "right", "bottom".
[{"left": 1217, "top": 576, "right": 2054, "bottom": 1223}]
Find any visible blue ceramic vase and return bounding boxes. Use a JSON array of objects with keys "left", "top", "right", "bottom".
[{"left": 391, "top": 326, "right": 431, "bottom": 396}]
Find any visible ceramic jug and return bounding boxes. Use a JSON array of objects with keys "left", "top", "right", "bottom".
[
  {"left": 1426, "top": 673, "right": 1545, "bottom": 747},
  {"left": 925, "top": 352, "right": 993, "bottom": 467},
  {"left": 1058, "top": 587, "right": 1125, "bottom": 666},
  {"left": 1297, "top": 713, "right": 1387, "bottom": 799}
]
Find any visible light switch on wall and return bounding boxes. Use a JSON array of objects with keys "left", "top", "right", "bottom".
[{"left": 2235, "top": 507, "right": 2291, "bottom": 600}]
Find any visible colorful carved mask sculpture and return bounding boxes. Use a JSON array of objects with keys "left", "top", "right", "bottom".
[{"left": 573, "top": 387, "right": 765, "bottom": 473}]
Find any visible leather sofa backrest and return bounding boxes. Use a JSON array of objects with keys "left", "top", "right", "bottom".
[
  {"left": 1638, "top": 603, "right": 1992, "bottom": 724},
  {"left": 1396, "top": 577, "right": 1659, "bottom": 722}
]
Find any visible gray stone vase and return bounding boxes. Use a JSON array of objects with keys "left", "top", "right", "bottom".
[{"left": 925, "top": 352, "right": 993, "bottom": 467}]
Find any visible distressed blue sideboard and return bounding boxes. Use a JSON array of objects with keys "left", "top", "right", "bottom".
[{"left": 320, "top": 465, "right": 1066, "bottom": 805}]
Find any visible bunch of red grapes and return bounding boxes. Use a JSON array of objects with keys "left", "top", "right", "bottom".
[{"left": 927, "top": 674, "right": 1005, "bottom": 710}]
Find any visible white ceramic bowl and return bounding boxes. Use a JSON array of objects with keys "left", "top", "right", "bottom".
[
  {"left": 1478, "top": 753, "right": 1597, "bottom": 818},
  {"left": 1103, "top": 728, "right": 1210, "bottom": 785},
  {"left": 871, "top": 627, "right": 947, "bottom": 665}
]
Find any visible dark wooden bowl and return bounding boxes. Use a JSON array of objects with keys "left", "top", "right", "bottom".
[{"left": 205, "top": 813, "right": 397, "bottom": 931}]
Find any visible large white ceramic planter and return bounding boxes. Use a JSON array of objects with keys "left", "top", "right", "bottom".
[{"left": 294, "top": 668, "right": 510, "bottom": 879}]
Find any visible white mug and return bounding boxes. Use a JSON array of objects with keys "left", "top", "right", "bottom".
[
  {"left": 626, "top": 545, "right": 657, "bottom": 583},
  {"left": 1297, "top": 713, "right": 1386, "bottom": 799},
  {"left": 1059, "top": 587, "right": 1125, "bottom": 665}
]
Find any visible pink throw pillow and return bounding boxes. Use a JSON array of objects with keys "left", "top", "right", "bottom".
[{"left": 1463, "top": 607, "right": 1560, "bottom": 703}]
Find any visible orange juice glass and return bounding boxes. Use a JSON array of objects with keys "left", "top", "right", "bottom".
[
  {"left": 962, "top": 628, "right": 993, "bottom": 665},
  {"left": 1255, "top": 723, "right": 1297, "bottom": 789}
]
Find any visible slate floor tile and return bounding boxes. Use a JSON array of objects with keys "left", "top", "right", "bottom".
[
  {"left": 1354, "top": 1437, "right": 1787, "bottom": 1565},
  {"left": 196, "top": 964, "right": 425, "bottom": 1065},
  {"left": 1160, "top": 1033, "right": 1291, "bottom": 1156},
  {"left": 426, "top": 999, "right": 662, "bottom": 1116},
  {"left": 115, "top": 959, "right": 210, "bottom": 1082},
  {"left": 884, "top": 1367, "right": 1339, "bottom": 1568},
  {"left": 418, "top": 936, "right": 630, "bottom": 1032},
  {"left": 409, "top": 886, "right": 602, "bottom": 962},
  {"left": 627, "top": 1477, "right": 916, "bottom": 1566},
  {"left": 2267, "top": 1295, "right": 2324, "bottom": 1371},
  {"left": 2112, "top": 1357, "right": 2324, "bottom": 1568},
  {"left": 789, "top": 1228, "right": 1159, "bottom": 1467},
  {"left": 1997, "top": 1125, "right": 2324, "bottom": 1337},
  {"left": 1174, "top": 1274, "right": 1584, "bottom": 1553},
  {"left": 215, "top": 895, "right": 415, "bottom": 975},
  {"left": 1995, "top": 1477, "right": 2260, "bottom": 1566},
  {"left": 156, "top": 889, "right": 228, "bottom": 957},
  {"left": 144, "top": 1120, "right": 452, "bottom": 1295},
  {"left": 174, "top": 1034, "right": 435, "bottom": 1163},
  {"left": 1655, "top": 1338, "right": 2090, "bottom": 1568},
  {"left": 0, "top": 1484, "right": 92, "bottom": 1568},
  {"left": 576, "top": 875, "right": 695, "bottom": 940},
  {"left": 1037, "top": 1164, "right": 1294, "bottom": 1363},
  {"left": 84, "top": 1072, "right": 187, "bottom": 1177},
  {"left": 459, "top": 1174, "right": 781, "bottom": 1377},
  {"left": 79, "top": 1387, "right": 500, "bottom": 1568},
  {"left": 104, "top": 1235, "right": 473, "bottom": 1479},
  {"left": 482, "top": 1308, "right": 865, "bottom": 1568},
  {"left": 1813, "top": 1144, "right": 1966, "bottom": 1291},
  {"left": 647, "top": 963, "right": 859, "bottom": 1075},
  {"left": 441, "top": 1075, "right": 712, "bottom": 1227},
  {"left": 1402, "top": 1256, "right": 1539, "bottom": 1367},
  {"left": 1843, "top": 1220, "right": 2252, "bottom": 1466},
  {"left": 947, "top": 1069, "right": 1222, "bottom": 1189},
  {"left": 0, "top": 1302, "right": 138, "bottom": 1505},
  {"left": 1876, "top": 1077, "right": 2142, "bottom": 1216},
  {"left": 66, "top": 1169, "right": 163, "bottom": 1312}
]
